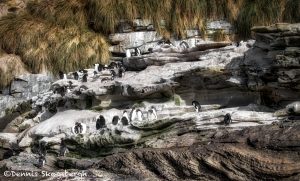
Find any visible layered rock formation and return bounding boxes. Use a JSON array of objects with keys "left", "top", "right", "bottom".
[
  {"left": 244, "top": 23, "right": 300, "bottom": 105},
  {"left": 0, "top": 23, "right": 300, "bottom": 180},
  {"left": 109, "top": 20, "right": 232, "bottom": 55}
]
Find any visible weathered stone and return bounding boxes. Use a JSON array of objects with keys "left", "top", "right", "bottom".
[
  {"left": 271, "top": 36, "right": 300, "bottom": 48},
  {"left": 93, "top": 121, "right": 300, "bottom": 181},
  {"left": 251, "top": 23, "right": 293, "bottom": 33}
]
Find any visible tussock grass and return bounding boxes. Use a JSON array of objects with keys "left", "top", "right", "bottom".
[
  {"left": 283, "top": 0, "right": 300, "bottom": 23},
  {"left": 0, "top": 52, "right": 28, "bottom": 88},
  {"left": 86, "top": 0, "right": 299, "bottom": 39},
  {"left": 235, "top": 0, "right": 284, "bottom": 39},
  {"left": 212, "top": 29, "right": 229, "bottom": 42},
  {"left": 27, "top": 0, "right": 88, "bottom": 28},
  {"left": 0, "top": 13, "right": 110, "bottom": 74}
]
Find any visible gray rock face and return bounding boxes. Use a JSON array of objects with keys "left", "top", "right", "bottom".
[
  {"left": 0, "top": 74, "right": 53, "bottom": 118},
  {"left": 243, "top": 23, "right": 300, "bottom": 105},
  {"left": 1, "top": 23, "right": 300, "bottom": 181}
]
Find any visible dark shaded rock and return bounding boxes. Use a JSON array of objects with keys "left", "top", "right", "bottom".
[{"left": 94, "top": 122, "right": 300, "bottom": 180}]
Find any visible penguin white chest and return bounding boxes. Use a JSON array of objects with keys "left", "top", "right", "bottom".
[
  {"left": 131, "top": 110, "right": 137, "bottom": 121},
  {"left": 137, "top": 111, "right": 143, "bottom": 121},
  {"left": 95, "top": 64, "right": 99, "bottom": 71},
  {"left": 126, "top": 49, "right": 131, "bottom": 58}
]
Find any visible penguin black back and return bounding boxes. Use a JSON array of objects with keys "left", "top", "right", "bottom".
[
  {"left": 118, "top": 68, "right": 123, "bottom": 78},
  {"left": 96, "top": 115, "right": 106, "bottom": 130},
  {"left": 118, "top": 67, "right": 125, "bottom": 78},
  {"left": 288, "top": 107, "right": 295, "bottom": 115},
  {"left": 117, "top": 61, "right": 123, "bottom": 68},
  {"left": 109, "top": 62, "right": 117, "bottom": 69},
  {"left": 58, "top": 71, "right": 64, "bottom": 79},
  {"left": 224, "top": 113, "right": 232, "bottom": 125},
  {"left": 110, "top": 70, "right": 117, "bottom": 78},
  {"left": 73, "top": 72, "right": 79, "bottom": 80},
  {"left": 82, "top": 73, "right": 88, "bottom": 82},
  {"left": 192, "top": 101, "right": 201, "bottom": 112},
  {"left": 98, "top": 64, "right": 104, "bottom": 72},
  {"left": 179, "top": 41, "right": 189, "bottom": 49},
  {"left": 121, "top": 116, "right": 129, "bottom": 125},
  {"left": 38, "top": 155, "right": 46, "bottom": 168},
  {"left": 74, "top": 122, "right": 83, "bottom": 134},
  {"left": 112, "top": 116, "right": 119, "bottom": 125},
  {"left": 135, "top": 47, "right": 141, "bottom": 56}
]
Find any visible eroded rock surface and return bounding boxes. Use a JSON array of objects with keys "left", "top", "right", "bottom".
[{"left": 0, "top": 23, "right": 300, "bottom": 180}]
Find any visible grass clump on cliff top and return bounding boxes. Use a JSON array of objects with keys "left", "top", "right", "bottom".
[{"left": 0, "top": 13, "right": 110, "bottom": 74}]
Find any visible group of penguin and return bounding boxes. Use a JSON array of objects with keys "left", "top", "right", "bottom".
[
  {"left": 71, "top": 106, "right": 158, "bottom": 136},
  {"left": 125, "top": 47, "right": 142, "bottom": 58},
  {"left": 192, "top": 101, "right": 232, "bottom": 125},
  {"left": 97, "top": 106, "right": 158, "bottom": 133},
  {"left": 58, "top": 61, "right": 126, "bottom": 83}
]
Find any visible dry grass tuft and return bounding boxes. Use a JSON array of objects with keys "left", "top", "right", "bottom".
[
  {"left": 212, "top": 29, "right": 230, "bottom": 42},
  {"left": 0, "top": 52, "right": 28, "bottom": 88},
  {"left": 0, "top": 13, "right": 110, "bottom": 74}
]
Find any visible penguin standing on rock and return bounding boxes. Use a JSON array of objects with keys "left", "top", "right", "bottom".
[
  {"left": 112, "top": 116, "right": 121, "bottom": 135},
  {"left": 134, "top": 47, "right": 141, "bottom": 56},
  {"left": 94, "top": 64, "right": 99, "bottom": 72},
  {"left": 130, "top": 107, "right": 137, "bottom": 122},
  {"left": 96, "top": 115, "right": 106, "bottom": 130},
  {"left": 38, "top": 154, "right": 46, "bottom": 168},
  {"left": 74, "top": 122, "right": 83, "bottom": 134},
  {"left": 126, "top": 49, "right": 131, "bottom": 58},
  {"left": 98, "top": 64, "right": 104, "bottom": 72},
  {"left": 121, "top": 111, "right": 129, "bottom": 126},
  {"left": 73, "top": 72, "right": 79, "bottom": 80},
  {"left": 118, "top": 67, "right": 125, "bottom": 78},
  {"left": 82, "top": 73, "right": 88, "bottom": 82},
  {"left": 179, "top": 41, "right": 189, "bottom": 50},
  {"left": 136, "top": 109, "right": 144, "bottom": 122},
  {"left": 192, "top": 101, "right": 201, "bottom": 112},
  {"left": 59, "top": 71, "right": 64, "bottom": 79},
  {"left": 110, "top": 69, "right": 117, "bottom": 78},
  {"left": 112, "top": 116, "right": 120, "bottom": 125},
  {"left": 147, "top": 106, "right": 158, "bottom": 121},
  {"left": 224, "top": 113, "right": 232, "bottom": 125}
]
